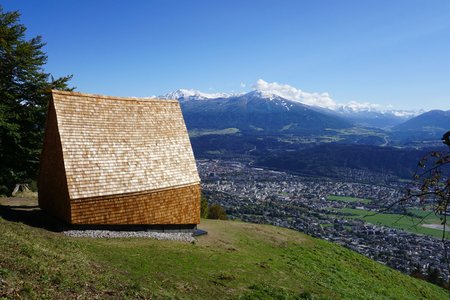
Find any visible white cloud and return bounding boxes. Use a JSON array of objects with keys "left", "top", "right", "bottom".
[
  {"left": 252, "top": 79, "right": 397, "bottom": 113},
  {"left": 240, "top": 82, "right": 246, "bottom": 88},
  {"left": 343, "top": 101, "right": 381, "bottom": 111},
  {"left": 254, "top": 79, "right": 338, "bottom": 109}
]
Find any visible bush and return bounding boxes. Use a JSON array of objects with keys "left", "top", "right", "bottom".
[{"left": 208, "top": 204, "right": 227, "bottom": 220}]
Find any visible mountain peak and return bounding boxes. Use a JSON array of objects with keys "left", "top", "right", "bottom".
[
  {"left": 159, "top": 80, "right": 425, "bottom": 121},
  {"left": 163, "top": 89, "right": 236, "bottom": 101},
  {"left": 393, "top": 109, "right": 450, "bottom": 132},
  {"left": 245, "top": 90, "right": 286, "bottom": 101}
]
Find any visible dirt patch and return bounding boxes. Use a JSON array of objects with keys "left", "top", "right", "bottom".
[
  {"left": 0, "top": 197, "right": 38, "bottom": 207},
  {"left": 422, "top": 223, "right": 450, "bottom": 231}
]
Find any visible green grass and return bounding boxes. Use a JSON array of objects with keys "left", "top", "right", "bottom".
[
  {"left": 325, "top": 127, "right": 385, "bottom": 137},
  {"left": 317, "top": 135, "right": 344, "bottom": 142},
  {"left": 189, "top": 128, "right": 240, "bottom": 137},
  {"left": 0, "top": 216, "right": 448, "bottom": 299},
  {"left": 327, "top": 195, "right": 371, "bottom": 204},
  {"left": 336, "top": 208, "right": 450, "bottom": 239},
  {"left": 206, "top": 150, "right": 224, "bottom": 155},
  {"left": 406, "top": 208, "right": 443, "bottom": 224},
  {"left": 281, "top": 123, "right": 296, "bottom": 131}
]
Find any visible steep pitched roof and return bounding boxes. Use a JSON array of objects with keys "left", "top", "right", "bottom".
[{"left": 52, "top": 90, "right": 200, "bottom": 200}]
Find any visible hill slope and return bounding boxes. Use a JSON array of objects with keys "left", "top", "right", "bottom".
[
  {"left": 394, "top": 110, "right": 450, "bottom": 132},
  {"left": 0, "top": 214, "right": 447, "bottom": 299},
  {"left": 392, "top": 110, "right": 450, "bottom": 141}
]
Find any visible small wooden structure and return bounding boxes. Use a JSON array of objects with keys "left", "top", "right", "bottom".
[{"left": 38, "top": 90, "right": 200, "bottom": 225}]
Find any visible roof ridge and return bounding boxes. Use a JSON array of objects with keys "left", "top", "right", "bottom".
[{"left": 51, "top": 90, "right": 178, "bottom": 103}]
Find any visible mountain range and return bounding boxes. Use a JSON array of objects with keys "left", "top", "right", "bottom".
[
  {"left": 157, "top": 88, "right": 449, "bottom": 138},
  {"left": 393, "top": 110, "right": 450, "bottom": 132},
  {"left": 175, "top": 90, "right": 351, "bottom": 134},
  {"left": 153, "top": 88, "right": 449, "bottom": 180}
]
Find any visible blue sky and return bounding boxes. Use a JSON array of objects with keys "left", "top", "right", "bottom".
[{"left": 3, "top": 0, "right": 450, "bottom": 110}]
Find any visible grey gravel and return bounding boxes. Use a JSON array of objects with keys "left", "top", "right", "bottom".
[{"left": 62, "top": 230, "right": 196, "bottom": 242}]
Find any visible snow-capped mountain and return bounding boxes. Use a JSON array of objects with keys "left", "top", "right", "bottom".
[
  {"left": 160, "top": 85, "right": 423, "bottom": 129},
  {"left": 334, "top": 106, "right": 419, "bottom": 128},
  {"left": 337, "top": 102, "right": 418, "bottom": 117},
  {"left": 162, "top": 89, "right": 237, "bottom": 101},
  {"left": 394, "top": 110, "right": 450, "bottom": 132},
  {"left": 174, "top": 89, "right": 352, "bottom": 134}
]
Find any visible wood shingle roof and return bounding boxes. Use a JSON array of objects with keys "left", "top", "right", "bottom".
[{"left": 51, "top": 90, "right": 200, "bottom": 200}]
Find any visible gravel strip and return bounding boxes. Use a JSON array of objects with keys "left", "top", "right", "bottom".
[{"left": 62, "top": 230, "right": 196, "bottom": 242}]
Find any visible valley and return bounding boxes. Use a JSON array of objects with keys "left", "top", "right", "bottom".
[
  {"left": 177, "top": 87, "right": 450, "bottom": 285},
  {"left": 198, "top": 159, "right": 450, "bottom": 282}
]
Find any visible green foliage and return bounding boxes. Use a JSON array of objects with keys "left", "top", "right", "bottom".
[
  {"left": 28, "top": 180, "right": 37, "bottom": 192},
  {"left": 200, "top": 193, "right": 227, "bottom": 220},
  {"left": 200, "top": 193, "right": 209, "bottom": 218},
  {"left": 402, "top": 131, "right": 450, "bottom": 231},
  {"left": 189, "top": 127, "right": 240, "bottom": 137},
  {"left": 0, "top": 5, "right": 73, "bottom": 193},
  {"left": 208, "top": 203, "right": 228, "bottom": 220}
]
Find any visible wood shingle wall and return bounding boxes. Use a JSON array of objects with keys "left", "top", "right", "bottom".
[{"left": 39, "top": 90, "right": 200, "bottom": 225}]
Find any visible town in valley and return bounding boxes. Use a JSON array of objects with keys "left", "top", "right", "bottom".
[{"left": 198, "top": 159, "right": 449, "bottom": 281}]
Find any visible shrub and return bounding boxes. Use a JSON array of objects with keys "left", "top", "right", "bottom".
[{"left": 208, "top": 204, "right": 227, "bottom": 220}]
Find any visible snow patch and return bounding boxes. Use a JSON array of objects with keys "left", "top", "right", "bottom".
[
  {"left": 158, "top": 80, "right": 422, "bottom": 117},
  {"left": 162, "top": 89, "right": 236, "bottom": 100}
]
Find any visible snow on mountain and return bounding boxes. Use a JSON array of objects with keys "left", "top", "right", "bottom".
[
  {"left": 391, "top": 110, "right": 421, "bottom": 118},
  {"left": 393, "top": 109, "right": 450, "bottom": 131},
  {"left": 252, "top": 80, "right": 422, "bottom": 118},
  {"left": 242, "top": 90, "right": 299, "bottom": 111},
  {"left": 338, "top": 101, "right": 381, "bottom": 113},
  {"left": 245, "top": 89, "right": 419, "bottom": 122},
  {"left": 337, "top": 103, "right": 419, "bottom": 118},
  {"left": 162, "top": 89, "right": 236, "bottom": 101},
  {"left": 254, "top": 79, "right": 337, "bottom": 109},
  {"left": 161, "top": 80, "right": 422, "bottom": 120},
  {"left": 245, "top": 90, "right": 288, "bottom": 101}
]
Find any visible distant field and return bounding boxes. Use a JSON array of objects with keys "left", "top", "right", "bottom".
[
  {"left": 335, "top": 207, "right": 449, "bottom": 239},
  {"left": 327, "top": 195, "right": 371, "bottom": 204},
  {"left": 406, "top": 208, "right": 442, "bottom": 224},
  {"left": 317, "top": 135, "right": 344, "bottom": 142},
  {"left": 325, "top": 127, "right": 386, "bottom": 137},
  {"left": 189, "top": 128, "right": 240, "bottom": 137}
]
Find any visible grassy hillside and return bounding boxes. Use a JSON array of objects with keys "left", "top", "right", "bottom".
[{"left": 0, "top": 215, "right": 448, "bottom": 299}]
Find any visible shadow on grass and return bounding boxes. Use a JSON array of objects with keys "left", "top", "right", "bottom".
[
  {"left": 0, "top": 198, "right": 200, "bottom": 233},
  {"left": 0, "top": 201, "right": 66, "bottom": 232}
]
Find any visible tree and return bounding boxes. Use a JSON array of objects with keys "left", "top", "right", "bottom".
[
  {"left": 208, "top": 204, "right": 228, "bottom": 220},
  {"left": 200, "top": 193, "right": 209, "bottom": 218},
  {"left": 0, "top": 5, "right": 73, "bottom": 194},
  {"left": 410, "top": 264, "right": 425, "bottom": 280},
  {"left": 426, "top": 266, "right": 445, "bottom": 287},
  {"left": 400, "top": 131, "right": 450, "bottom": 240}
]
